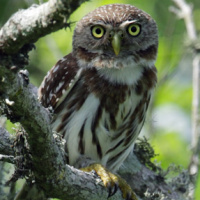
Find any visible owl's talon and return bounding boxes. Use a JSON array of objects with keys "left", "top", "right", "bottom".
[
  {"left": 107, "top": 181, "right": 118, "bottom": 198},
  {"left": 80, "top": 163, "right": 138, "bottom": 200},
  {"left": 113, "top": 182, "right": 119, "bottom": 197},
  {"left": 107, "top": 184, "right": 113, "bottom": 198},
  {"left": 126, "top": 192, "right": 131, "bottom": 200},
  {"left": 107, "top": 182, "right": 112, "bottom": 197}
]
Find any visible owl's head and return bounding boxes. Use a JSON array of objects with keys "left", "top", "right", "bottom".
[{"left": 73, "top": 4, "right": 158, "bottom": 69}]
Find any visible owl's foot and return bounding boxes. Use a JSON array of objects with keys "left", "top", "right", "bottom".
[{"left": 80, "top": 163, "right": 138, "bottom": 200}]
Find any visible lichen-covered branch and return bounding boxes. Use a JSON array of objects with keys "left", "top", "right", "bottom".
[
  {"left": 0, "top": 63, "right": 112, "bottom": 200},
  {"left": 0, "top": 0, "right": 88, "bottom": 54},
  {"left": 119, "top": 152, "right": 188, "bottom": 200}
]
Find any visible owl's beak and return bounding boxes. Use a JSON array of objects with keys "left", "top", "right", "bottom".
[{"left": 111, "top": 34, "right": 121, "bottom": 56}]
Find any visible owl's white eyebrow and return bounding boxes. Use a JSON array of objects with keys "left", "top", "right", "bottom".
[{"left": 120, "top": 20, "right": 138, "bottom": 27}]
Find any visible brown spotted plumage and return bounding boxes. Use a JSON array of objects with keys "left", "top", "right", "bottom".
[{"left": 39, "top": 4, "right": 158, "bottom": 199}]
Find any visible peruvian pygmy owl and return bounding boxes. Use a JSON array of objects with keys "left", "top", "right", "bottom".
[{"left": 39, "top": 4, "right": 158, "bottom": 200}]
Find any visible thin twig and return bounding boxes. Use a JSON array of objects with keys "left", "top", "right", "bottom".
[
  {"left": 170, "top": 0, "right": 200, "bottom": 199},
  {"left": 170, "top": 0, "right": 197, "bottom": 40}
]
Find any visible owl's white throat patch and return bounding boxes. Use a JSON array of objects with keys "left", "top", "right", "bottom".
[
  {"left": 76, "top": 49, "right": 155, "bottom": 85},
  {"left": 97, "top": 63, "right": 143, "bottom": 85}
]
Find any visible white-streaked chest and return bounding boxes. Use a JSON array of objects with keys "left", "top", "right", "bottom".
[{"left": 52, "top": 85, "right": 146, "bottom": 165}]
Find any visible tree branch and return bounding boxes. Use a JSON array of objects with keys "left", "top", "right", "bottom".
[
  {"left": 169, "top": 0, "right": 196, "bottom": 40},
  {"left": 119, "top": 152, "right": 188, "bottom": 200},
  {"left": 0, "top": 0, "right": 88, "bottom": 54}
]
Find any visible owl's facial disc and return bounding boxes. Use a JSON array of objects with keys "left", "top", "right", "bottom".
[{"left": 73, "top": 4, "right": 158, "bottom": 69}]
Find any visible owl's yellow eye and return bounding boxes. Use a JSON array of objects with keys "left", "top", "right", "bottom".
[
  {"left": 91, "top": 25, "right": 105, "bottom": 38},
  {"left": 127, "top": 24, "right": 141, "bottom": 36}
]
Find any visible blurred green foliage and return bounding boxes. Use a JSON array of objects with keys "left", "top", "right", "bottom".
[{"left": 1, "top": 0, "right": 200, "bottom": 199}]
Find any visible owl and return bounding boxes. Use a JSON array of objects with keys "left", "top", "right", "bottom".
[{"left": 39, "top": 4, "right": 158, "bottom": 200}]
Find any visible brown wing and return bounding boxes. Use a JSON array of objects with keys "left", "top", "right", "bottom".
[{"left": 38, "top": 53, "right": 79, "bottom": 109}]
